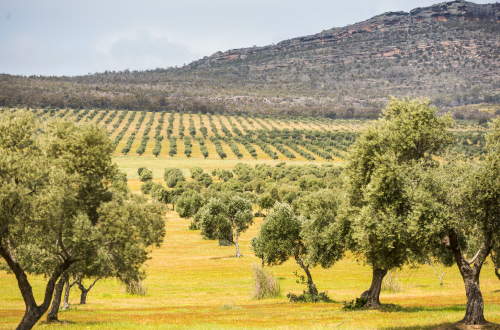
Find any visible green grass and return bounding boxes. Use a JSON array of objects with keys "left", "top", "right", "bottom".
[{"left": 1, "top": 206, "right": 500, "bottom": 329}]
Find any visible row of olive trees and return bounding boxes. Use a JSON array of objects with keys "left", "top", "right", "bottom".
[
  {"left": 0, "top": 112, "right": 166, "bottom": 330},
  {"left": 252, "top": 98, "right": 500, "bottom": 325}
]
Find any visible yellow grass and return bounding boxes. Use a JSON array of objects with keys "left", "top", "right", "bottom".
[{"left": 1, "top": 206, "right": 500, "bottom": 329}]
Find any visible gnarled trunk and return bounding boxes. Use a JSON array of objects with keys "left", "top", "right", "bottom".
[
  {"left": 361, "top": 267, "right": 387, "bottom": 308},
  {"left": 462, "top": 273, "right": 485, "bottom": 324},
  {"left": 495, "top": 268, "right": 500, "bottom": 281},
  {"left": 47, "top": 272, "right": 69, "bottom": 322},
  {"left": 0, "top": 242, "right": 72, "bottom": 330},
  {"left": 444, "top": 229, "right": 493, "bottom": 325},
  {"left": 295, "top": 256, "right": 318, "bottom": 295}
]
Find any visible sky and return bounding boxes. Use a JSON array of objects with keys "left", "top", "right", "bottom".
[{"left": 0, "top": 0, "right": 494, "bottom": 76}]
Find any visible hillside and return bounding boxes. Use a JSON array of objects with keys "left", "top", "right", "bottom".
[{"left": 1, "top": 0, "right": 499, "bottom": 118}]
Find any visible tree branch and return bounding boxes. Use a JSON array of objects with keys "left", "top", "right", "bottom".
[{"left": 466, "top": 244, "right": 485, "bottom": 265}]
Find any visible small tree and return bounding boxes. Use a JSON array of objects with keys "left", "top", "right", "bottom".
[
  {"left": 198, "top": 195, "right": 253, "bottom": 257},
  {"left": 252, "top": 202, "right": 318, "bottom": 295},
  {"left": 176, "top": 190, "right": 205, "bottom": 229},
  {"left": 164, "top": 167, "right": 185, "bottom": 188},
  {"left": 139, "top": 168, "right": 153, "bottom": 182}
]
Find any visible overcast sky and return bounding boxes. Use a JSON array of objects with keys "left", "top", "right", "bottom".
[{"left": 0, "top": 0, "right": 494, "bottom": 76}]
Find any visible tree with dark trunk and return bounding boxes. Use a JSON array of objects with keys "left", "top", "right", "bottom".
[
  {"left": 47, "top": 272, "right": 69, "bottom": 322},
  {"left": 77, "top": 277, "right": 101, "bottom": 304},
  {"left": 411, "top": 117, "right": 500, "bottom": 324},
  {"left": 0, "top": 112, "right": 166, "bottom": 329},
  {"left": 360, "top": 268, "right": 388, "bottom": 307},
  {"left": 343, "top": 97, "right": 452, "bottom": 307}
]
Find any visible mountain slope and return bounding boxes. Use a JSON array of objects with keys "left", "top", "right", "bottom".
[{"left": 1, "top": 0, "right": 499, "bottom": 118}]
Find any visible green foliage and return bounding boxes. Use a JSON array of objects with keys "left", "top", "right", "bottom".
[
  {"left": 0, "top": 111, "right": 166, "bottom": 328},
  {"left": 342, "top": 297, "right": 368, "bottom": 310},
  {"left": 252, "top": 203, "right": 303, "bottom": 266},
  {"left": 140, "top": 180, "right": 154, "bottom": 194},
  {"left": 139, "top": 168, "right": 153, "bottom": 182},
  {"left": 344, "top": 97, "right": 453, "bottom": 271},
  {"left": 197, "top": 195, "right": 253, "bottom": 256},
  {"left": 164, "top": 167, "right": 185, "bottom": 188},
  {"left": 287, "top": 291, "right": 331, "bottom": 303}
]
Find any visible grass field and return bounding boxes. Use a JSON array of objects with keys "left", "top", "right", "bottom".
[
  {"left": 1, "top": 109, "right": 498, "bottom": 329},
  {"left": 1, "top": 206, "right": 500, "bottom": 329}
]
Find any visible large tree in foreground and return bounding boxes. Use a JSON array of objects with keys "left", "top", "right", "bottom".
[
  {"left": 343, "top": 97, "right": 452, "bottom": 307},
  {"left": 415, "top": 118, "right": 500, "bottom": 325},
  {"left": 0, "top": 112, "right": 165, "bottom": 330}
]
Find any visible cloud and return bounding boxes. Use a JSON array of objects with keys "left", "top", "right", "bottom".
[
  {"left": 0, "top": 31, "right": 200, "bottom": 76},
  {"left": 107, "top": 31, "right": 200, "bottom": 69},
  {"left": 0, "top": 0, "right": 495, "bottom": 76}
]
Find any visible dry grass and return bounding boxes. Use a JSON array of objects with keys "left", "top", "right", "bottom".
[{"left": 1, "top": 205, "right": 500, "bottom": 329}]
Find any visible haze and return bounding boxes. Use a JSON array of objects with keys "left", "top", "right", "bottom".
[{"left": 0, "top": 0, "right": 494, "bottom": 76}]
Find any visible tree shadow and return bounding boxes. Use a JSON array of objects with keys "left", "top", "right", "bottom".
[
  {"left": 380, "top": 321, "right": 500, "bottom": 330},
  {"left": 378, "top": 304, "right": 465, "bottom": 314}
]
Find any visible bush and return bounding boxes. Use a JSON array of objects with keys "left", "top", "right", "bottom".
[
  {"left": 141, "top": 181, "right": 154, "bottom": 194},
  {"left": 287, "top": 291, "right": 331, "bottom": 303},
  {"left": 125, "top": 280, "right": 148, "bottom": 296},
  {"left": 252, "top": 264, "right": 281, "bottom": 299},
  {"left": 342, "top": 297, "right": 368, "bottom": 310}
]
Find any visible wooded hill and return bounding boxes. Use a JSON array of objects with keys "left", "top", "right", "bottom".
[{"left": 0, "top": 0, "right": 499, "bottom": 118}]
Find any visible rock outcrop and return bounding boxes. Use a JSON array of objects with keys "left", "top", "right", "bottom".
[{"left": 190, "top": 0, "right": 500, "bottom": 66}]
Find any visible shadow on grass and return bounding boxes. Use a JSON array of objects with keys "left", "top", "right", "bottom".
[
  {"left": 210, "top": 255, "right": 237, "bottom": 260},
  {"left": 378, "top": 304, "right": 465, "bottom": 314},
  {"left": 380, "top": 321, "right": 500, "bottom": 330}
]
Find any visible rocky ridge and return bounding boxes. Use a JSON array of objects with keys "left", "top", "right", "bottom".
[{"left": 191, "top": 0, "right": 500, "bottom": 67}]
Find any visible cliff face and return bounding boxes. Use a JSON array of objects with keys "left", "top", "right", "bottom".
[{"left": 191, "top": 0, "right": 500, "bottom": 66}]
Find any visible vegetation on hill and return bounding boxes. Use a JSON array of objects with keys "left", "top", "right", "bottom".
[{"left": 0, "top": 1, "right": 499, "bottom": 118}]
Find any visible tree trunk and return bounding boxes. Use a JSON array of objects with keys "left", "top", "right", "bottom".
[
  {"left": 77, "top": 277, "right": 100, "bottom": 305},
  {"left": 62, "top": 279, "right": 70, "bottom": 310},
  {"left": 80, "top": 290, "right": 88, "bottom": 305},
  {"left": 444, "top": 229, "right": 493, "bottom": 325},
  {"left": 361, "top": 267, "right": 387, "bottom": 308},
  {"left": 295, "top": 256, "right": 318, "bottom": 295},
  {"left": 462, "top": 273, "right": 485, "bottom": 324},
  {"left": 0, "top": 241, "right": 72, "bottom": 330},
  {"left": 62, "top": 275, "right": 80, "bottom": 310},
  {"left": 47, "top": 272, "right": 68, "bottom": 322},
  {"left": 234, "top": 229, "right": 241, "bottom": 258},
  {"left": 495, "top": 268, "right": 500, "bottom": 281}
]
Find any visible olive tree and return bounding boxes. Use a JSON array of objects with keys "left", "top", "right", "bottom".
[
  {"left": 252, "top": 202, "right": 318, "bottom": 295},
  {"left": 0, "top": 112, "right": 165, "bottom": 330},
  {"left": 343, "top": 97, "right": 452, "bottom": 307},
  {"left": 197, "top": 195, "right": 253, "bottom": 258},
  {"left": 416, "top": 118, "right": 500, "bottom": 324}
]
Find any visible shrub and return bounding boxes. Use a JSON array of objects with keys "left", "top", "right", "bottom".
[
  {"left": 342, "top": 297, "right": 368, "bottom": 310},
  {"left": 141, "top": 181, "right": 154, "bottom": 194},
  {"left": 287, "top": 291, "right": 331, "bottom": 303},
  {"left": 125, "top": 280, "right": 148, "bottom": 296},
  {"left": 252, "top": 264, "right": 281, "bottom": 299},
  {"left": 382, "top": 270, "right": 403, "bottom": 293}
]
